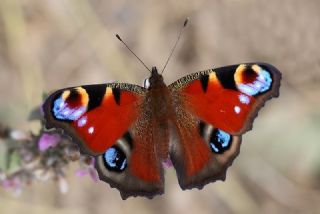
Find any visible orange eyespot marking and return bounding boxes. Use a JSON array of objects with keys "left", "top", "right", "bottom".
[
  {"left": 251, "top": 64, "right": 262, "bottom": 74},
  {"left": 234, "top": 64, "right": 247, "bottom": 85},
  {"left": 61, "top": 90, "right": 71, "bottom": 101},
  {"left": 234, "top": 64, "right": 273, "bottom": 96},
  {"left": 75, "top": 87, "right": 89, "bottom": 106}
]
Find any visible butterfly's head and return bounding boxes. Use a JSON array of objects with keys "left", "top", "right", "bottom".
[{"left": 143, "top": 66, "right": 164, "bottom": 89}]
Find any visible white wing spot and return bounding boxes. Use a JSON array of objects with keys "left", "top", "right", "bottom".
[
  {"left": 88, "top": 126, "right": 94, "bottom": 134},
  {"left": 78, "top": 116, "right": 87, "bottom": 127},
  {"left": 239, "top": 94, "right": 250, "bottom": 104},
  {"left": 234, "top": 106, "right": 241, "bottom": 114}
]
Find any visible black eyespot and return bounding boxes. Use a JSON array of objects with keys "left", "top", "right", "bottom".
[
  {"left": 68, "top": 89, "right": 80, "bottom": 101},
  {"left": 209, "top": 129, "right": 232, "bottom": 154},
  {"left": 103, "top": 146, "right": 127, "bottom": 172}
]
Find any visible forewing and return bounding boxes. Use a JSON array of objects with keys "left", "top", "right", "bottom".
[{"left": 43, "top": 83, "right": 145, "bottom": 155}]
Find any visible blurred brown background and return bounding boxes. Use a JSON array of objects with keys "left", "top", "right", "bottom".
[{"left": 1, "top": 0, "right": 320, "bottom": 213}]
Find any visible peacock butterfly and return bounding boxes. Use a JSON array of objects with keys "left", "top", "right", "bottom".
[
  {"left": 42, "top": 21, "right": 281, "bottom": 199},
  {"left": 43, "top": 62, "right": 281, "bottom": 199}
]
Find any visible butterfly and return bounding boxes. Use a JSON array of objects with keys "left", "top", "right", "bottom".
[{"left": 42, "top": 61, "right": 281, "bottom": 199}]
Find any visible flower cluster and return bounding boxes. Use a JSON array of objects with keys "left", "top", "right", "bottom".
[{"left": 0, "top": 108, "right": 98, "bottom": 196}]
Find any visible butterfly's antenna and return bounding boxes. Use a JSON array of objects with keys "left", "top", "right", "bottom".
[
  {"left": 161, "top": 17, "right": 189, "bottom": 74},
  {"left": 116, "top": 34, "right": 151, "bottom": 73}
]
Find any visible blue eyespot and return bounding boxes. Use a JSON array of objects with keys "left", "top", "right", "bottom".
[
  {"left": 237, "top": 68, "right": 272, "bottom": 96},
  {"left": 103, "top": 146, "right": 127, "bottom": 172},
  {"left": 257, "top": 69, "right": 272, "bottom": 93},
  {"left": 209, "top": 129, "right": 232, "bottom": 154},
  {"left": 52, "top": 96, "right": 86, "bottom": 121}
]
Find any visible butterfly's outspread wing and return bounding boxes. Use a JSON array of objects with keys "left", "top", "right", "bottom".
[
  {"left": 43, "top": 63, "right": 281, "bottom": 198},
  {"left": 43, "top": 83, "right": 164, "bottom": 199},
  {"left": 169, "top": 63, "right": 281, "bottom": 189}
]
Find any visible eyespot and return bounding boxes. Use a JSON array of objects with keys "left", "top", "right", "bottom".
[
  {"left": 234, "top": 64, "right": 272, "bottom": 96},
  {"left": 52, "top": 88, "right": 87, "bottom": 121},
  {"left": 53, "top": 96, "right": 86, "bottom": 121},
  {"left": 143, "top": 78, "right": 150, "bottom": 89},
  {"left": 103, "top": 146, "right": 127, "bottom": 172},
  {"left": 209, "top": 129, "right": 232, "bottom": 154}
]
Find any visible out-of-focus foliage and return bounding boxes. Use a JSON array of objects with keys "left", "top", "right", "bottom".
[
  {"left": 0, "top": 116, "right": 96, "bottom": 197},
  {"left": 0, "top": 0, "right": 319, "bottom": 213}
]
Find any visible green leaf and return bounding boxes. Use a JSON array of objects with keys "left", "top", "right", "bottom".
[
  {"left": 7, "top": 150, "right": 21, "bottom": 174},
  {"left": 42, "top": 92, "right": 49, "bottom": 101},
  {"left": 0, "top": 139, "right": 8, "bottom": 171}
]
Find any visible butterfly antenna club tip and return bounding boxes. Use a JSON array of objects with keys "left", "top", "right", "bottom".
[
  {"left": 184, "top": 17, "right": 189, "bottom": 27},
  {"left": 116, "top": 34, "right": 122, "bottom": 41}
]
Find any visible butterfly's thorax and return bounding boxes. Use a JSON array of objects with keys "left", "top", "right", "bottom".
[{"left": 147, "top": 67, "right": 175, "bottom": 122}]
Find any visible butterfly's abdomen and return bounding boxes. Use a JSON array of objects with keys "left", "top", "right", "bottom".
[{"left": 147, "top": 84, "right": 174, "bottom": 161}]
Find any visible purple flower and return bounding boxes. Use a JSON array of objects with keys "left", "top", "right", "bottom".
[
  {"left": 75, "top": 157, "right": 99, "bottom": 182},
  {"left": 2, "top": 177, "right": 22, "bottom": 196},
  {"left": 38, "top": 133, "right": 61, "bottom": 151},
  {"left": 2, "top": 178, "right": 16, "bottom": 188}
]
